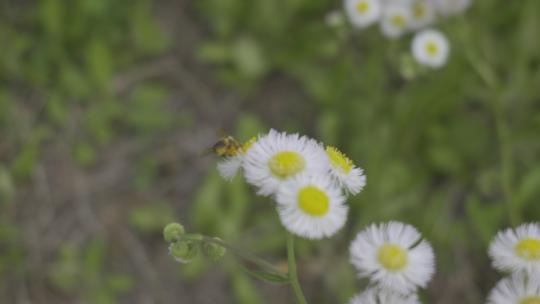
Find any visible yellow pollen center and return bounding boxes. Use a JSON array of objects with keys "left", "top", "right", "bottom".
[
  {"left": 268, "top": 151, "right": 306, "bottom": 179},
  {"left": 326, "top": 146, "right": 353, "bottom": 173},
  {"left": 520, "top": 297, "right": 540, "bottom": 304},
  {"left": 378, "top": 244, "right": 408, "bottom": 271},
  {"left": 241, "top": 137, "right": 257, "bottom": 153},
  {"left": 356, "top": 1, "right": 370, "bottom": 13},
  {"left": 391, "top": 15, "right": 406, "bottom": 28},
  {"left": 414, "top": 4, "right": 426, "bottom": 19},
  {"left": 298, "top": 186, "right": 330, "bottom": 216},
  {"left": 515, "top": 239, "right": 540, "bottom": 260},
  {"left": 425, "top": 41, "right": 439, "bottom": 56}
]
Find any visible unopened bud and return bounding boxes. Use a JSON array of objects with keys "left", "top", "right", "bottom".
[
  {"left": 169, "top": 241, "right": 198, "bottom": 263},
  {"left": 202, "top": 238, "right": 227, "bottom": 261},
  {"left": 163, "top": 223, "right": 185, "bottom": 242}
]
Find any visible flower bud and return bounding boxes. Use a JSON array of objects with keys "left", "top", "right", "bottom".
[
  {"left": 169, "top": 241, "right": 198, "bottom": 263},
  {"left": 163, "top": 223, "right": 185, "bottom": 242},
  {"left": 202, "top": 238, "right": 227, "bottom": 261}
]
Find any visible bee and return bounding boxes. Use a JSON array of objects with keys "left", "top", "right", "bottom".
[{"left": 209, "top": 135, "right": 242, "bottom": 157}]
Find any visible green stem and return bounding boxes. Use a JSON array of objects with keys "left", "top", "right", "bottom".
[
  {"left": 465, "top": 50, "right": 520, "bottom": 226},
  {"left": 286, "top": 232, "right": 307, "bottom": 304}
]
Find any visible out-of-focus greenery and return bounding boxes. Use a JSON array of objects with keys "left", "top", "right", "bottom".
[{"left": 1, "top": 0, "right": 540, "bottom": 303}]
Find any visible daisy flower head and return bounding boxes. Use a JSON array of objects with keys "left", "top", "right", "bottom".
[
  {"left": 487, "top": 273, "right": 540, "bottom": 304},
  {"left": 344, "top": 0, "right": 382, "bottom": 28},
  {"left": 349, "top": 222, "right": 435, "bottom": 293},
  {"left": 408, "top": 0, "right": 436, "bottom": 30},
  {"left": 349, "top": 287, "right": 420, "bottom": 304},
  {"left": 325, "top": 146, "right": 366, "bottom": 195},
  {"left": 411, "top": 29, "right": 449, "bottom": 68},
  {"left": 380, "top": 4, "right": 412, "bottom": 38},
  {"left": 242, "top": 129, "right": 329, "bottom": 196},
  {"left": 489, "top": 223, "right": 540, "bottom": 275},
  {"left": 433, "top": 0, "right": 472, "bottom": 17},
  {"left": 276, "top": 173, "right": 348, "bottom": 239},
  {"left": 217, "top": 137, "right": 257, "bottom": 181}
]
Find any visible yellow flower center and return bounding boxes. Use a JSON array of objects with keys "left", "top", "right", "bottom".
[
  {"left": 425, "top": 41, "right": 439, "bottom": 56},
  {"left": 520, "top": 297, "right": 540, "bottom": 304},
  {"left": 268, "top": 151, "right": 306, "bottom": 179},
  {"left": 356, "top": 1, "right": 370, "bottom": 13},
  {"left": 414, "top": 4, "right": 426, "bottom": 19},
  {"left": 326, "top": 146, "right": 353, "bottom": 174},
  {"left": 378, "top": 244, "right": 408, "bottom": 271},
  {"left": 391, "top": 15, "right": 406, "bottom": 28},
  {"left": 241, "top": 137, "right": 257, "bottom": 153},
  {"left": 298, "top": 186, "right": 330, "bottom": 216},
  {"left": 515, "top": 238, "right": 540, "bottom": 260}
]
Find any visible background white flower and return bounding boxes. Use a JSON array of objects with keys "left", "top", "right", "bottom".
[
  {"left": 489, "top": 223, "right": 540, "bottom": 275},
  {"left": 349, "top": 287, "right": 420, "bottom": 304},
  {"left": 345, "top": 0, "right": 382, "bottom": 28},
  {"left": 380, "top": 5, "right": 412, "bottom": 38},
  {"left": 487, "top": 273, "right": 540, "bottom": 304},
  {"left": 276, "top": 174, "right": 348, "bottom": 239},
  {"left": 350, "top": 222, "right": 435, "bottom": 293},
  {"left": 411, "top": 29, "right": 449, "bottom": 68},
  {"left": 325, "top": 146, "right": 366, "bottom": 195}
]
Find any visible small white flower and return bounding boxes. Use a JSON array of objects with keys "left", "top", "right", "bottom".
[
  {"left": 276, "top": 174, "right": 348, "bottom": 239},
  {"left": 217, "top": 137, "right": 257, "bottom": 181},
  {"left": 411, "top": 29, "right": 449, "bottom": 68},
  {"left": 433, "top": 0, "right": 472, "bottom": 17},
  {"left": 487, "top": 273, "right": 540, "bottom": 304},
  {"left": 344, "top": 0, "right": 382, "bottom": 28},
  {"left": 242, "top": 129, "right": 329, "bottom": 196},
  {"left": 408, "top": 0, "right": 436, "bottom": 30},
  {"left": 350, "top": 222, "right": 435, "bottom": 294},
  {"left": 489, "top": 223, "right": 540, "bottom": 275},
  {"left": 349, "top": 287, "right": 420, "bottom": 304},
  {"left": 380, "top": 5, "right": 412, "bottom": 38},
  {"left": 325, "top": 146, "right": 366, "bottom": 195}
]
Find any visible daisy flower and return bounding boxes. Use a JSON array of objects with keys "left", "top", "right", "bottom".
[
  {"left": 350, "top": 222, "right": 435, "bottom": 293},
  {"left": 380, "top": 5, "right": 412, "bottom": 38},
  {"left": 217, "top": 137, "right": 257, "bottom": 181},
  {"left": 487, "top": 273, "right": 540, "bottom": 304},
  {"left": 325, "top": 146, "right": 366, "bottom": 195},
  {"left": 276, "top": 174, "right": 348, "bottom": 239},
  {"left": 408, "top": 0, "right": 436, "bottom": 30},
  {"left": 349, "top": 287, "right": 420, "bottom": 304},
  {"left": 489, "top": 223, "right": 540, "bottom": 275},
  {"left": 344, "top": 0, "right": 382, "bottom": 28},
  {"left": 242, "top": 129, "right": 329, "bottom": 196},
  {"left": 411, "top": 29, "right": 449, "bottom": 68},
  {"left": 433, "top": 0, "right": 472, "bottom": 17}
]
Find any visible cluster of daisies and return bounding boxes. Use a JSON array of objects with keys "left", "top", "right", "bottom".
[
  {"left": 217, "top": 129, "right": 366, "bottom": 239},
  {"left": 348, "top": 222, "right": 436, "bottom": 303},
  {"left": 487, "top": 223, "right": 540, "bottom": 304},
  {"left": 340, "top": 0, "right": 473, "bottom": 68}
]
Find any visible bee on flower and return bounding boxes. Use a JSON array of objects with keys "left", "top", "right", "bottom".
[
  {"left": 411, "top": 29, "right": 449, "bottom": 68},
  {"left": 349, "top": 222, "right": 435, "bottom": 294},
  {"left": 217, "top": 136, "right": 257, "bottom": 181}
]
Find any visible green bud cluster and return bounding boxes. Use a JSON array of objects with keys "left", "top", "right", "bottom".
[{"left": 163, "top": 222, "right": 226, "bottom": 263}]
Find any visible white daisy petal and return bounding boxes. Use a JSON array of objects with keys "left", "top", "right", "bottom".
[
  {"left": 276, "top": 174, "right": 348, "bottom": 239},
  {"left": 344, "top": 0, "right": 382, "bottom": 28},
  {"left": 380, "top": 5, "right": 412, "bottom": 38},
  {"left": 325, "top": 146, "right": 366, "bottom": 195},
  {"left": 350, "top": 222, "right": 436, "bottom": 293},
  {"left": 349, "top": 287, "right": 420, "bottom": 304},
  {"left": 242, "top": 129, "right": 329, "bottom": 196},
  {"left": 411, "top": 29, "right": 449, "bottom": 68},
  {"left": 487, "top": 273, "right": 540, "bottom": 304},
  {"left": 489, "top": 223, "right": 540, "bottom": 275}
]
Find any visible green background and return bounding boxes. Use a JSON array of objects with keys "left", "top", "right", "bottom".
[{"left": 1, "top": 0, "right": 539, "bottom": 303}]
